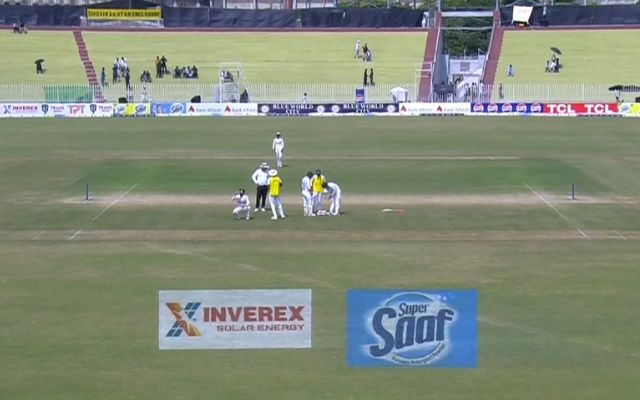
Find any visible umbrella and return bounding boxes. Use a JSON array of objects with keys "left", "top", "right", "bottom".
[
  {"left": 550, "top": 47, "right": 562, "bottom": 55},
  {"left": 34, "top": 59, "right": 44, "bottom": 64}
]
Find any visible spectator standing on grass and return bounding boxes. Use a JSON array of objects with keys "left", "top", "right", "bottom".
[
  {"left": 125, "top": 68, "right": 131, "bottom": 90},
  {"left": 112, "top": 63, "right": 118, "bottom": 84},
  {"left": 363, "top": 69, "right": 368, "bottom": 86},
  {"left": 155, "top": 56, "right": 161, "bottom": 78},
  {"left": 369, "top": 68, "right": 374, "bottom": 86},
  {"left": 101, "top": 67, "right": 106, "bottom": 86},
  {"left": 507, "top": 64, "right": 514, "bottom": 78},
  {"left": 251, "top": 162, "right": 270, "bottom": 212},
  {"left": 161, "top": 55, "right": 167, "bottom": 75}
]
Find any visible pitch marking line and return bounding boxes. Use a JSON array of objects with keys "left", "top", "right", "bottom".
[
  {"left": 68, "top": 230, "right": 82, "bottom": 241},
  {"left": 524, "top": 183, "right": 570, "bottom": 222},
  {"left": 32, "top": 230, "right": 45, "bottom": 240},
  {"left": 90, "top": 183, "right": 138, "bottom": 222},
  {"left": 613, "top": 230, "right": 627, "bottom": 240},
  {"left": 576, "top": 228, "right": 589, "bottom": 240}
]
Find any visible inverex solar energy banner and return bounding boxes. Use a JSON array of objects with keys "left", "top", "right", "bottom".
[
  {"left": 347, "top": 289, "right": 477, "bottom": 368},
  {"left": 159, "top": 289, "right": 312, "bottom": 350}
]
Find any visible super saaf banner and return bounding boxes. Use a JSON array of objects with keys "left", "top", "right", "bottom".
[
  {"left": 159, "top": 289, "right": 311, "bottom": 350},
  {"left": 347, "top": 289, "right": 477, "bottom": 368}
]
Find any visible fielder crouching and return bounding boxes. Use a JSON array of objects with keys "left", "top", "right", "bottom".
[
  {"left": 323, "top": 181, "right": 342, "bottom": 216},
  {"left": 232, "top": 189, "right": 251, "bottom": 220}
]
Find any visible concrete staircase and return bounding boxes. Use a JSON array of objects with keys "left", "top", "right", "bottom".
[
  {"left": 481, "top": 10, "right": 505, "bottom": 95},
  {"left": 418, "top": 12, "right": 442, "bottom": 102},
  {"left": 72, "top": 30, "right": 105, "bottom": 103}
]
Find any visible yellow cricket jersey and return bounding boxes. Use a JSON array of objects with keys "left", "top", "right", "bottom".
[
  {"left": 311, "top": 175, "right": 325, "bottom": 193},
  {"left": 269, "top": 176, "right": 282, "bottom": 196}
]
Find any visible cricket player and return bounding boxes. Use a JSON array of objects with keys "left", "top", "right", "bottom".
[
  {"left": 323, "top": 181, "right": 342, "bottom": 216},
  {"left": 251, "top": 162, "right": 270, "bottom": 212},
  {"left": 231, "top": 188, "right": 251, "bottom": 220},
  {"left": 272, "top": 132, "right": 285, "bottom": 168},
  {"left": 355, "top": 40, "right": 361, "bottom": 59},
  {"left": 301, "top": 171, "right": 313, "bottom": 217},
  {"left": 267, "top": 169, "right": 286, "bottom": 220},
  {"left": 311, "top": 169, "right": 326, "bottom": 215}
]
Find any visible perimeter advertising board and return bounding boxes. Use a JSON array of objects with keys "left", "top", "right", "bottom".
[
  {"left": 159, "top": 289, "right": 312, "bottom": 350},
  {"left": 347, "top": 289, "right": 477, "bottom": 368},
  {"left": 258, "top": 103, "right": 398, "bottom": 116}
]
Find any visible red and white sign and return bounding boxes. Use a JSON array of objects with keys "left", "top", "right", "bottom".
[
  {"left": 399, "top": 103, "right": 469, "bottom": 116},
  {"left": 543, "top": 103, "right": 619, "bottom": 116},
  {"left": 186, "top": 103, "right": 258, "bottom": 117},
  {"left": 158, "top": 289, "right": 312, "bottom": 350}
]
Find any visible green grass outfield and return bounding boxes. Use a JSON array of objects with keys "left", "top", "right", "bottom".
[
  {"left": 495, "top": 29, "right": 640, "bottom": 85},
  {"left": 0, "top": 31, "right": 426, "bottom": 85},
  {"left": 1, "top": 117, "right": 639, "bottom": 400}
]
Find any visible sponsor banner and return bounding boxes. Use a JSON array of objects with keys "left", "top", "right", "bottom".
[
  {"left": 618, "top": 102, "right": 640, "bottom": 117},
  {"left": 184, "top": 103, "right": 257, "bottom": 117},
  {"left": 347, "top": 289, "right": 477, "bottom": 368},
  {"left": 258, "top": 103, "right": 399, "bottom": 116},
  {"left": 87, "top": 8, "right": 162, "bottom": 21},
  {"left": 216, "top": 103, "right": 258, "bottom": 116},
  {"left": 60, "top": 103, "right": 114, "bottom": 118},
  {"left": 151, "top": 102, "right": 186, "bottom": 117},
  {"left": 469, "top": 102, "right": 544, "bottom": 114},
  {"left": 114, "top": 103, "right": 151, "bottom": 117},
  {"left": 1, "top": 103, "right": 46, "bottom": 118},
  {"left": 543, "top": 103, "right": 619, "bottom": 116},
  {"left": 159, "top": 289, "right": 312, "bottom": 350},
  {"left": 399, "top": 103, "right": 470, "bottom": 116}
]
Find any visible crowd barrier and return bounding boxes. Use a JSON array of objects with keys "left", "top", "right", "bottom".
[{"left": 1, "top": 102, "right": 639, "bottom": 118}]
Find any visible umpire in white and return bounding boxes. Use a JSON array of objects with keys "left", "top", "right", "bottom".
[{"left": 251, "top": 162, "right": 270, "bottom": 212}]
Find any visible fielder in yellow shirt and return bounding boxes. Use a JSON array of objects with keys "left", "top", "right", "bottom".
[
  {"left": 267, "top": 169, "right": 286, "bottom": 220},
  {"left": 310, "top": 169, "right": 326, "bottom": 215}
]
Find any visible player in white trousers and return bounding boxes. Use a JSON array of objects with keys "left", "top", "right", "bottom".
[
  {"left": 323, "top": 182, "right": 342, "bottom": 216},
  {"left": 231, "top": 189, "right": 251, "bottom": 220},
  {"left": 301, "top": 171, "right": 313, "bottom": 216},
  {"left": 310, "top": 169, "right": 326, "bottom": 215},
  {"left": 272, "top": 132, "right": 285, "bottom": 168},
  {"left": 267, "top": 169, "right": 286, "bottom": 220}
]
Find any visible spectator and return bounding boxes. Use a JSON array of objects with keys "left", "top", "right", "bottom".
[
  {"left": 507, "top": 64, "right": 514, "bottom": 78},
  {"left": 191, "top": 65, "right": 198, "bottom": 79},
  {"left": 363, "top": 68, "right": 368, "bottom": 86},
  {"left": 160, "top": 55, "right": 168, "bottom": 75},
  {"left": 155, "top": 56, "right": 161, "bottom": 78},
  {"left": 125, "top": 67, "right": 131, "bottom": 90},
  {"left": 369, "top": 68, "right": 374, "bottom": 86},
  {"left": 498, "top": 82, "right": 504, "bottom": 100},
  {"left": 101, "top": 67, "right": 106, "bottom": 86},
  {"left": 112, "top": 63, "right": 118, "bottom": 84},
  {"left": 35, "top": 59, "right": 44, "bottom": 74}
]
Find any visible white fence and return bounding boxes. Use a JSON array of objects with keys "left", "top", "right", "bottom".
[
  {"left": 0, "top": 82, "right": 631, "bottom": 103},
  {"left": 0, "top": 83, "right": 415, "bottom": 104}
]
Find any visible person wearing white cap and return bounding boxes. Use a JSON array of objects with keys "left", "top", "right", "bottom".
[
  {"left": 251, "top": 162, "right": 270, "bottom": 212},
  {"left": 272, "top": 132, "right": 285, "bottom": 168},
  {"left": 231, "top": 188, "right": 251, "bottom": 221},
  {"left": 323, "top": 181, "right": 342, "bottom": 216},
  {"left": 267, "top": 169, "right": 286, "bottom": 220}
]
